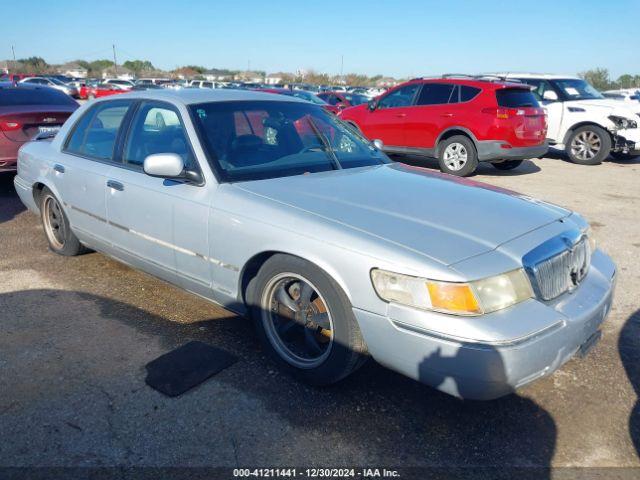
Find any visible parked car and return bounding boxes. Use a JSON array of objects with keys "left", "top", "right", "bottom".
[
  {"left": 136, "top": 78, "right": 172, "bottom": 87},
  {"left": 0, "top": 73, "right": 29, "bottom": 83},
  {"left": 318, "top": 91, "right": 371, "bottom": 110},
  {"left": 0, "top": 82, "right": 78, "bottom": 172},
  {"left": 339, "top": 76, "right": 548, "bottom": 176},
  {"left": 602, "top": 88, "right": 640, "bottom": 103},
  {"left": 19, "top": 77, "right": 78, "bottom": 98},
  {"left": 189, "top": 80, "right": 216, "bottom": 89},
  {"left": 258, "top": 88, "right": 339, "bottom": 113},
  {"left": 103, "top": 79, "right": 135, "bottom": 90},
  {"left": 13, "top": 89, "right": 616, "bottom": 400},
  {"left": 493, "top": 74, "right": 640, "bottom": 162},
  {"left": 91, "top": 83, "right": 128, "bottom": 98}
]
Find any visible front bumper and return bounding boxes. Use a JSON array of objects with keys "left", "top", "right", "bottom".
[
  {"left": 476, "top": 141, "right": 548, "bottom": 162},
  {"left": 354, "top": 249, "right": 616, "bottom": 400}
]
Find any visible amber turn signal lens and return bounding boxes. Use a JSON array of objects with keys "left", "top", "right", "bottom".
[{"left": 426, "top": 281, "right": 481, "bottom": 315}]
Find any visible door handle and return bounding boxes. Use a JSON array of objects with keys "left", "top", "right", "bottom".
[
  {"left": 441, "top": 113, "right": 454, "bottom": 118},
  {"left": 53, "top": 164, "right": 65, "bottom": 174},
  {"left": 395, "top": 113, "right": 407, "bottom": 118},
  {"left": 106, "top": 180, "right": 124, "bottom": 191}
]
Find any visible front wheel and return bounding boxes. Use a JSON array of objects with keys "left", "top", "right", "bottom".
[
  {"left": 40, "top": 187, "right": 87, "bottom": 256},
  {"left": 566, "top": 126, "right": 611, "bottom": 165},
  {"left": 247, "top": 254, "right": 367, "bottom": 385},
  {"left": 437, "top": 135, "right": 478, "bottom": 176},
  {"left": 492, "top": 160, "right": 524, "bottom": 170}
]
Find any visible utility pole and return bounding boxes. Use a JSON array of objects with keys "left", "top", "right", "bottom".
[
  {"left": 11, "top": 45, "right": 16, "bottom": 62},
  {"left": 340, "top": 54, "right": 344, "bottom": 79},
  {"left": 112, "top": 44, "right": 118, "bottom": 76},
  {"left": 248, "top": 59, "right": 251, "bottom": 72}
]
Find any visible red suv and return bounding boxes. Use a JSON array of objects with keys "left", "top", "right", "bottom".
[{"left": 339, "top": 76, "right": 548, "bottom": 176}]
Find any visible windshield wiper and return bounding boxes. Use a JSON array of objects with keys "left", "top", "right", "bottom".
[{"left": 306, "top": 117, "right": 342, "bottom": 170}]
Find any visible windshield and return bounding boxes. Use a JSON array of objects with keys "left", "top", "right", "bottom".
[
  {"left": 289, "top": 90, "right": 326, "bottom": 105},
  {"left": 343, "top": 93, "right": 369, "bottom": 105},
  {"left": 190, "top": 100, "right": 389, "bottom": 182},
  {"left": 552, "top": 79, "right": 604, "bottom": 100},
  {"left": 49, "top": 78, "right": 68, "bottom": 86}
]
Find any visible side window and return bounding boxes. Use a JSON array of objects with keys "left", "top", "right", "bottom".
[
  {"left": 65, "top": 101, "right": 131, "bottom": 160},
  {"left": 378, "top": 84, "right": 420, "bottom": 109},
  {"left": 124, "top": 102, "right": 197, "bottom": 170},
  {"left": 460, "top": 86, "right": 481, "bottom": 102},
  {"left": 519, "top": 79, "right": 550, "bottom": 102},
  {"left": 416, "top": 83, "right": 456, "bottom": 105}
]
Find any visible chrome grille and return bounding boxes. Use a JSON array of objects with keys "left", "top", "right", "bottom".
[{"left": 531, "top": 237, "right": 591, "bottom": 301}]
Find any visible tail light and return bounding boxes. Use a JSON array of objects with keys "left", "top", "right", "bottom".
[
  {"left": 481, "top": 107, "right": 526, "bottom": 119},
  {"left": 0, "top": 121, "right": 22, "bottom": 131}
]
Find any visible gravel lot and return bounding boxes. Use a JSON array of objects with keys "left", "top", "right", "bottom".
[{"left": 1, "top": 153, "right": 639, "bottom": 478}]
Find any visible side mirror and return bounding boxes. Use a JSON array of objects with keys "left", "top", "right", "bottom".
[
  {"left": 143, "top": 153, "right": 185, "bottom": 178},
  {"left": 542, "top": 90, "right": 558, "bottom": 102},
  {"left": 372, "top": 139, "right": 384, "bottom": 150},
  {"left": 368, "top": 98, "right": 378, "bottom": 111}
]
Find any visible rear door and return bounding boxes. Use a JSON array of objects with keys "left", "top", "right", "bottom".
[
  {"left": 56, "top": 99, "right": 132, "bottom": 245},
  {"left": 403, "top": 82, "right": 457, "bottom": 150},
  {"left": 106, "top": 100, "right": 212, "bottom": 292},
  {"left": 361, "top": 83, "right": 420, "bottom": 147}
]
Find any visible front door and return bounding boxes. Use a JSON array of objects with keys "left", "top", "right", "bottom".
[
  {"left": 106, "top": 101, "right": 212, "bottom": 291},
  {"left": 362, "top": 83, "right": 420, "bottom": 147}
]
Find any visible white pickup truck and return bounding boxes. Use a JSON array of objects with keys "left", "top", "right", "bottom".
[{"left": 493, "top": 73, "right": 640, "bottom": 164}]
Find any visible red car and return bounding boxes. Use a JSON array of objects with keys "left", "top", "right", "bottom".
[
  {"left": 339, "top": 76, "right": 548, "bottom": 176},
  {"left": 91, "top": 83, "right": 129, "bottom": 98},
  {"left": 0, "top": 82, "right": 78, "bottom": 172},
  {"left": 257, "top": 88, "right": 340, "bottom": 114},
  {"left": 317, "top": 91, "right": 370, "bottom": 111}
]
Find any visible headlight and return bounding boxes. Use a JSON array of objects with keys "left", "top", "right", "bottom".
[
  {"left": 370, "top": 268, "right": 533, "bottom": 316},
  {"left": 585, "top": 226, "right": 597, "bottom": 253},
  {"left": 608, "top": 115, "right": 638, "bottom": 129}
]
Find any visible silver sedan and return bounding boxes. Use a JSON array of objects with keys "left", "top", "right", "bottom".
[{"left": 14, "top": 89, "right": 616, "bottom": 399}]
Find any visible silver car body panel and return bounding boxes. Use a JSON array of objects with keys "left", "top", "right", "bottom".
[{"left": 14, "top": 88, "right": 616, "bottom": 399}]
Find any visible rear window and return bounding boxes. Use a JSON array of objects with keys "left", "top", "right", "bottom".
[
  {"left": 496, "top": 88, "right": 540, "bottom": 108},
  {"left": 0, "top": 87, "right": 77, "bottom": 106}
]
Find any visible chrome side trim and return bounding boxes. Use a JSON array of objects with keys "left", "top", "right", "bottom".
[{"left": 64, "top": 201, "right": 239, "bottom": 272}]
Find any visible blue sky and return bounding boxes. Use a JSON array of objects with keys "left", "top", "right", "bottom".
[{"left": 5, "top": 0, "right": 639, "bottom": 78}]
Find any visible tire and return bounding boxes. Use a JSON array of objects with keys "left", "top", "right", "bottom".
[
  {"left": 40, "top": 187, "right": 87, "bottom": 256},
  {"left": 492, "top": 160, "right": 524, "bottom": 170},
  {"left": 610, "top": 151, "right": 640, "bottom": 161},
  {"left": 565, "top": 125, "right": 611, "bottom": 165},
  {"left": 437, "top": 135, "right": 478, "bottom": 176},
  {"left": 247, "top": 254, "right": 367, "bottom": 385}
]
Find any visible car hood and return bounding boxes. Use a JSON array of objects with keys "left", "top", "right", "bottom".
[
  {"left": 234, "top": 163, "right": 570, "bottom": 266},
  {"left": 566, "top": 98, "right": 640, "bottom": 116}
]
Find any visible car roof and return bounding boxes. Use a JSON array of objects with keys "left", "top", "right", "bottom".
[
  {"left": 409, "top": 77, "right": 526, "bottom": 90},
  {"left": 92, "top": 87, "right": 310, "bottom": 105},
  {"left": 0, "top": 81, "right": 51, "bottom": 90},
  {"left": 487, "top": 72, "right": 580, "bottom": 80}
]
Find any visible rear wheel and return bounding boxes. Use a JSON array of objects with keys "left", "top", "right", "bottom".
[
  {"left": 40, "top": 187, "right": 87, "bottom": 256},
  {"left": 566, "top": 126, "right": 611, "bottom": 165},
  {"left": 437, "top": 135, "right": 478, "bottom": 176},
  {"left": 247, "top": 254, "right": 367, "bottom": 385},
  {"left": 492, "top": 160, "right": 524, "bottom": 170}
]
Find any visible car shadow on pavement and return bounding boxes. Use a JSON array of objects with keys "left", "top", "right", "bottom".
[
  {"left": 619, "top": 309, "right": 640, "bottom": 459},
  {"left": 0, "top": 172, "right": 25, "bottom": 224},
  {"left": 544, "top": 149, "right": 640, "bottom": 166},
  {"left": 0, "top": 289, "right": 556, "bottom": 478},
  {"left": 391, "top": 154, "right": 542, "bottom": 177}
]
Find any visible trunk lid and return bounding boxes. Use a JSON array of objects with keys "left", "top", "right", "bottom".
[{"left": 0, "top": 105, "right": 75, "bottom": 142}]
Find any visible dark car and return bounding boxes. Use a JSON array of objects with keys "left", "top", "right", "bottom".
[
  {"left": 0, "top": 82, "right": 78, "bottom": 172},
  {"left": 318, "top": 91, "right": 370, "bottom": 111},
  {"left": 258, "top": 88, "right": 339, "bottom": 113}
]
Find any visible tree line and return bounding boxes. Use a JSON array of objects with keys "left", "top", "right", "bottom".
[{"left": 579, "top": 68, "right": 640, "bottom": 91}]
